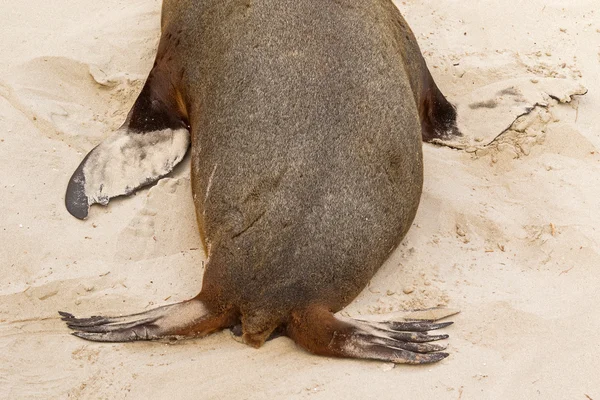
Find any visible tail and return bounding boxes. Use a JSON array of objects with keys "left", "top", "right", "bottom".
[
  {"left": 60, "top": 296, "right": 235, "bottom": 342},
  {"left": 286, "top": 306, "right": 452, "bottom": 364}
]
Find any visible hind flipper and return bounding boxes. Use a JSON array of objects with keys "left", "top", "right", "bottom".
[
  {"left": 60, "top": 298, "right": 234, "bottom": 342},
  {"left": 66, "top": 27, "right": 190, "bottom": 219},
  {"left": 287, "top": 306, "right": 453, "bottom": 364}
]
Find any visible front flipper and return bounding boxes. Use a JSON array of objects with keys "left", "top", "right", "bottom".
[
  {"left": 65, "top": 125, "right": 189, "bottom": 219},
  {"left": 388, "top": 9, "right": 460, "bottom": 142},
  {"left": 66, "top": 24, "right": 190, "bottom": 219}
]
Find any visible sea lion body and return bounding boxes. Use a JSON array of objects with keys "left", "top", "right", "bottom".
[
  {"left": 61, "top": 0, "right": 458, "bottom": 363},
  {"left": 184, "top": 0, "right": 423, "bottom": 340}
]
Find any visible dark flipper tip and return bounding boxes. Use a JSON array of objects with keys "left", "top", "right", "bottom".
[
  {"left": 425, "top": 352, "right": 450, "bottom": 364},
  {"left": 59, "top": 311, "right": 75, "bottom": 319},
  {"left": 65, "top": 154, "right": 91, "bottom": 220},
  {"left": 407, "top": 351, "right": 450, "bottom": 365},
  {"left": 71, "top": 331, "right": 96, "bottom": 341}
]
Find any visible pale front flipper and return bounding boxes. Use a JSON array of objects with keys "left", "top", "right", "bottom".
[
  {"left": 65, "top": 124, "right": 189, "bottom": 219},
  {"left": 66, "top": 26, "right": 190, "bottom": 219}
]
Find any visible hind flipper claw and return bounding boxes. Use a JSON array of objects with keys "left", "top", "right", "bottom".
[{"left": 357, "top": 319, "right": 453, "bottom": 332}]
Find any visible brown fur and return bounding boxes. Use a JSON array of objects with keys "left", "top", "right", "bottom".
[{"left": 62, "top": 0, "right": 457, "bottom": 363}]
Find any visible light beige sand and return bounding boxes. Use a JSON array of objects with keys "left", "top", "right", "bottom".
[{"left": 1, "top": 1, "right": 599, "bottom": 398}]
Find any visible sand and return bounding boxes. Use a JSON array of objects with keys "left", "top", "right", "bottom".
[{"left": 1, "top": 0, "right": 599, "bottom": 398}]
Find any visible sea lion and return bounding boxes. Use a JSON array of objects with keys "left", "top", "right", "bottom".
[{"left": 60, "top": 0, "right": 460, "bottom": 364}]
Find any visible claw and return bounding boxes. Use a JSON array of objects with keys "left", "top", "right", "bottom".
[
  {"left": 385, "top": 330, "right": 449, "bottom": 343},
  {"left": 63, "top": 316, "right": 112, "bottom": 327},
  {"left": 391, "top": 341, "right": 448, "bottom": 354},
  {"left": 408, "top": 351, "right": 449, "bottom": 365},
  {"left": 368, "top": 344, "right": 449, "bottom": 364},
  {"left": 363, "top": 320, "right": 454, "bottom": 333},
  {"left": 388, "top": 321, "right": 454, "bottom": 332},
  {"left": 72, "top": 330, "right": 139, "bottom": 343},
  {"left": 66, "top": 317, "right": 159, "bottom": 333}
]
